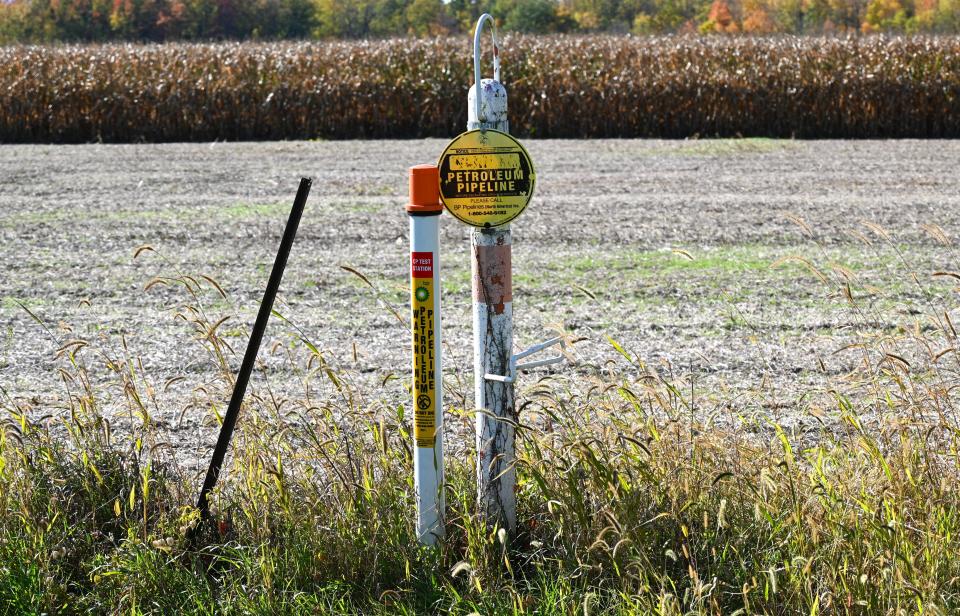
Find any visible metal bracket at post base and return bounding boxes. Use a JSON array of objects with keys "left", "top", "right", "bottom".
[{"left": 484, "top": 337, "right": 565, "bottom": 384}]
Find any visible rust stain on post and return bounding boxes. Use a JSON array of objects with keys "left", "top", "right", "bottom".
[{"left": 472, "top": 244, "right": 512, "bottom": 304}]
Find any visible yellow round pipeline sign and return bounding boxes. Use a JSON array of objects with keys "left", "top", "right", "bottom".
[{"left": 437, "top": 129, "right": 535, "bottom": 228}]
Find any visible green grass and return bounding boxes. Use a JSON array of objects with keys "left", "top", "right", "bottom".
[
  {"left": 1, "top": 296, "right": 25, "bottom": 310},
  {"left": 4, "top": 354, "right": 960, "bottom": 614},
  {"left": 339, "top": 202, "right": 388, "bottom": 214},
  {"left": 0, "top": 210, "right": 70, "bottom": 228},
  {"left": 222, "top": 202, "right": 290, "bottom": 218},
  {"left": 663, "top": 138, "right": 800, "bottom": 157},
  {"left": 437, "top": 244, "right": 912, "bottom": 307},
  {"left": 4, "top": 239, "right": 960, "bottom": 614},
  {"left": 224, "top": 199, "right": 389, "bottom": 219},
  {"left": 0, "top": 202, "right": 311, "bottom": 229},
  {"left": 431, "top": 246, "right": 791, "bottom": 300}
]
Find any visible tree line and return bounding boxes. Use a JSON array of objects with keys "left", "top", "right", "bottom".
[{"left": 2, "top": 0, "right": 959, "bottom": 43}]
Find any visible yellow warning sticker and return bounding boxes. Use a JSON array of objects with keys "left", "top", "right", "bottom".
[
  {"left": 438, "top": 129, "right": 535, "bottom": 228},
  {"left": 412, "top": 251, "right": 436, "bottom": 448}
]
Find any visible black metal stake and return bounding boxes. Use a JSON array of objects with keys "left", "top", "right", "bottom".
[{"left": 195, "top": 177, "right": 312, "bottom": 523}]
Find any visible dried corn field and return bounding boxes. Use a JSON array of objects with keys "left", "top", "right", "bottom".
[{"left": 2, "top": 35, "right": 960, "bottom": 143}]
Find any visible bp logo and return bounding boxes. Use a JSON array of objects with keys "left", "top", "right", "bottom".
[{"left": 415, "top": 286, "right": 430, "bottom": 302}]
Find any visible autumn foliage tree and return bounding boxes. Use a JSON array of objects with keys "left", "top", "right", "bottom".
[
  {"left": 701, "top": 0, "right": 740, "bottom": 32},
  {"left": 3, "top": 0, "right": 960, "bottom": 41},
  {"left": 862, "top": 0, "right": 907, "bottom": 32}
]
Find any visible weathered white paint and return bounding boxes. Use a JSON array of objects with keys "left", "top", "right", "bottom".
[
  {"left": 469, "top": 13, "right": 504, "bottom": 131},
  {"left": 468, "top": 13, "right": 517, "bottom": 535},
  {"left": 472, "top": 227, "right": 515, "bottom": 534},
  {"left": 468, "top": 79, "right": 509, "bottom": 133}
]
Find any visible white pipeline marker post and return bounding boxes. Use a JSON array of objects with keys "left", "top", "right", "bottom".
[
  {"left": 407, "top": 164, "right": 444, "bottom": 545},
  {"left": 472, "top": 228, "right": 516, "bottom": 532},
  {"left": 437, "top": 122, "right": 535, "bottom": 535},
  {"left": 469, "top": 14, "right": 516, "bottom": 534},
  {"left": 436, "top": 13, "right": 557, "bottom": 538}
]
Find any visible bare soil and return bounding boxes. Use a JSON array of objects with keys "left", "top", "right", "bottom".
[{"left": 3, "top": 139, "right": 960, "bottom": 472}]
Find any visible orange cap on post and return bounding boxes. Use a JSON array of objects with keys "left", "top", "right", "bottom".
[{"left": 407, "top": 164, "right": 442, "bottom": 214}]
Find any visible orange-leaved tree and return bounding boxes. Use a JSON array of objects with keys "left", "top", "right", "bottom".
[
  {"left": 701, "top": 0, "right": 740, "bottom": 32},
  {"left": 742, "top": 0, "right": 778, "bottom": 32}
]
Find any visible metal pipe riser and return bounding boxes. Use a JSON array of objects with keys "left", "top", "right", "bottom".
[{"left": 471, "top": 226, "right": 517, "bottom": 532}]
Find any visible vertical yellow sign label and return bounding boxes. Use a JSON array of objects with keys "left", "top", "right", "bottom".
[{"left": 412, "top": 252, "right": 436, "bottom": 448}]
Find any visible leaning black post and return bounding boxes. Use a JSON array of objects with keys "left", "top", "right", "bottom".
[{"left": 195, "top": 177, "right": 312, "bottom": 522}]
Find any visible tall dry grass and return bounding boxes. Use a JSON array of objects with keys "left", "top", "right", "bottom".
[{"left": 2, "top": 230, "right": 960, "bottom": 613}]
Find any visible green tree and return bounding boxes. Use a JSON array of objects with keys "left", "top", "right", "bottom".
[
  {"left": 862, "top": 0, "right": 908, "bottom": 31},
  {"left": 164, "top": 0, "right": 219, "bottom": 39},
  {"left": 771, "top": 0, "right": 806, "bottom": 32},
  {"left": 936, "top": 0, "right": 960, "bottom": 30},
  {"left": 368, "top": 0, "right": 407, "bottom": 36},
  {"left": 313, "top": 0, "right": 370, "bottom": 37},
  {"left": 0, "top": 1, "right": 27, "bottom": 43},
  {"left": 648, "top": 0, "right": 702, "bottom": 31},
  {"left": 565, "top": 0, "right": 628, "bottom": 30},
  {"left": 800, "top": 0, "right": 834, "bottom": 31},
  {"left": 108, "top": 0, "right": 171, "bottom": 40},
  {"left": 825, "top": 0, "right": 869, "bottom": 30},
  {"left": 496, "top": 0, "right": 561, "bottom": 32},
  {"left": 446, "top": 0, "right": 496, "bottom": 32},
  {"left": 405, "top": 0, "right": 450, "bottom": 36}
]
